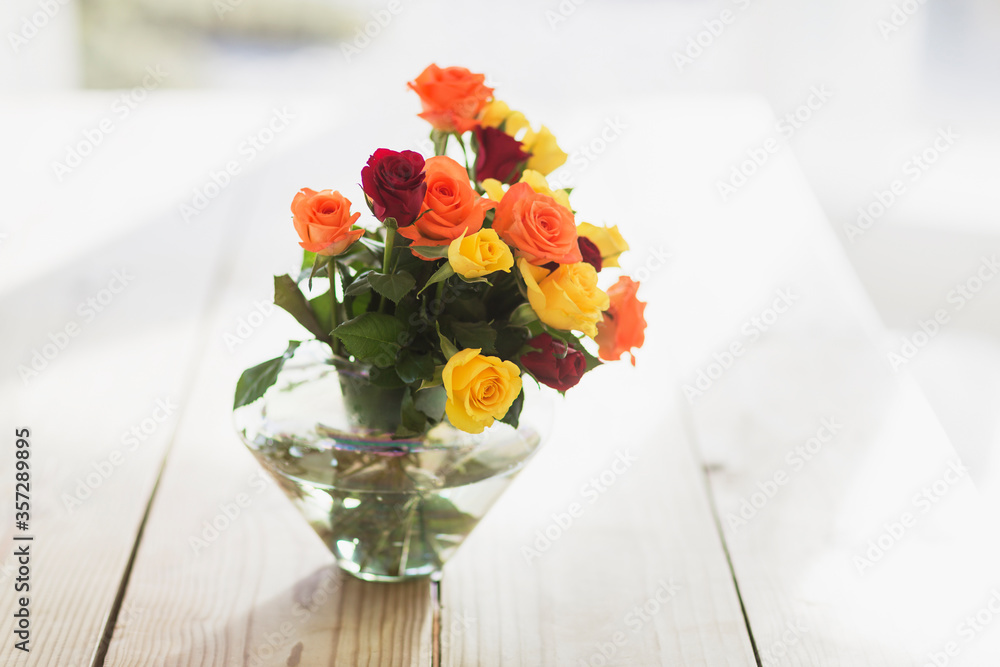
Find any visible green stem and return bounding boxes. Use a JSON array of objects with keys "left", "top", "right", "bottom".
[
  {"left": 328, "top": 257, "right": 342, "bottom": 356},
  {"left": 432, "top": 129, "right": 449, "bottom": 156},
  {"left": 383, "top": 226, "right": 396, "bottom": 275},
  {"left": 455, "top": 132, "right": 475, "bottom": 182},
  {"left": 378, "top": 227, "right": 397, "bottom": 314}
]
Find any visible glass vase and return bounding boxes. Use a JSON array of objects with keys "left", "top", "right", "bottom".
[{"left": 234, "top": 341, "right": 545, "bottom": 582}]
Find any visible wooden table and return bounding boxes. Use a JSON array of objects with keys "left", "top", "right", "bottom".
[{"left": 3, "top": 93, "right": 999, "bottom": 666}]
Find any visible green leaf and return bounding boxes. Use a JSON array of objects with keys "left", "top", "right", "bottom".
[
  {"left": 508, "top": 303, "right": 538, "bottom": 327},
  {"left": 300, "top": 250, "right": 317, "bottom": 272},
  {"left": 369, "top": 365, "right": 406, "bottom": 388},
  {"left": 495, "top": 325, "right": 528, "bottom": 360},
  {"left": 421, "top": 496, "right": 479, "bottom": 536},
  {"left": 349, "top": 291, "right": 372, "bottom": 318},
  {"left": 418, "top": 365, "right": 444, "bottom": 390},
  {"left": 274, "top": 275, "right": 331, "bottom": 343},
  {"left": 400, "top": 390, "right": 427, "bottom": 434},
  {"left": 344, "top": 270, "right": 374, "bottom": 297},
  {"left": 499, "top": 389, "right": 524, "bottom": 429},
  {"left": 369, "top": 271, "right": 416, "bottom": 304},
  {"left": 233, "top": 341, "right": 300, "bottom": 409},
  {"left": 396, "top": 351, "right": 435, "bottom": 384},
  {"left": 578, "top": 343, "right": 603, "bottom": 373},
  {"left": 358, "top": 237, "right": 386, "bottom": 254},
  {"left": 445, "top": 295, "right": 487, "bottom": 322},
  {"left": 420, "top": 263, "right": 455, "bottom": 294},
  {"left": 394, "top": 247, "right": 429, "bottom": 275},
  {"left": 308, "top": 291, "right": 334, "bottom": 336},
  {"left": 410, "top": 244, "right": 451, "bottom": 259},
  {"left": 393, "top": 293, "right": 421, "bottom": 327},
  {"left": 333, "top": 313, "right": 407, "bottom": 366},
  {"left": 335, "top": 259, "right": 353, "bottom": 292},
  {"left": 525, "top": 320, "right": 545, "bottom": 337},
  {"left": 457, "top": 275, "right": 491, "bottom": 286},
  {"left": 437, "top": 324, "right": 460, "bottom": 359},
  {"left": 305, "top": 253, "right": 328, "bottom": 289},
  {"left": 449, "top": 321, "right": 497, "bottom": 354},
  {"left": 414, "top": 385, "right": 447, "bottom": 421}
]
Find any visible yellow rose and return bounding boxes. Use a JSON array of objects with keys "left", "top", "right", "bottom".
[
  {"left": 577, "top": 223, "right": 629, "bottom": 268},
  {"left": 522, "top": 125, "right": 568, "bottom": 175},
  {"left": 448, "top": 229, "right": 514, "bottom": 279},
  {"left": 519, "top": 258, "right": 609, "bottom": 337},
  {"left": 481, "top": 178, "right": 506, "bottom": 203},
  {"left": 481, "top": 171, "right": 571, "bottom": 212},
  {"left": 443, "top": 348, "right": 523, "bottom": 434},
  {"left": 479, "top": 100, "right": 529, "bottom": 136}
]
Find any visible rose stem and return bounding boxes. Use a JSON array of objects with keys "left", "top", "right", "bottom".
[
  {"left": 455, "top": 132, "right": 475, "bottom": 183},
  {"left": 378, "top": 226, "right": 396, "bottom": 313},
  {"left": 327, "top": 257, "right": 342, "bottom": 357}
]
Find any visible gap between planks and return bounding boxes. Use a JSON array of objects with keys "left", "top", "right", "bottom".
[
  {"left": 89, "top": 456, "right": 167, "bottom": 667},
  {"left": 88, "top": 175, "right": 267, "bottom": 667},
  {"left": 678, "top": 393, "right": 764, "bottom": 667},
  {"left": 430, "top": 575, "right": 442, "bottom": 667}
]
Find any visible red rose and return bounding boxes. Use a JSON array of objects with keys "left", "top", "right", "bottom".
[
  {"left": 520, "top": 333, "right": 586, "bottom": 392},
  {"left": 361, "top": 149, "right": 427, "bottom": 227},
  {"left": 543, "top": 237, "right": 602, "bottom": 273},
  {"left": 578, "top": 236, "right": 603, "bottom": 272},
  {"left": 474, "top": 126, "right": 530, "bottom": 184}
]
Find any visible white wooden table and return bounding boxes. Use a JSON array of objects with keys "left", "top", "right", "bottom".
[{"left": 2, "top": 92, "right": 999, "bottom": 666}]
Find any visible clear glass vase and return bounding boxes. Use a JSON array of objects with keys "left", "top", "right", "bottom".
[{"left": 234, "top": 341, "right": 545, "bottom": 582}]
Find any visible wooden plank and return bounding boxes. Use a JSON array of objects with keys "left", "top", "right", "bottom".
[
  {"left": 103, "top": 125, "right": 435, "bottom": 665},
  {"left": 440, "top": 371, "right": 758, "bottom": 666},
  {"left": 429, "top": 96, "right": 766, "bottom": 666},
  {"left": 0, "top": 95, "right": 342, "bottom": 667},
  {"left": 101, "top": 330, "right": 434, "bottom": 666},
  {"left": 0, "top": 154, "right": 241, "bottom": 667},
  {"left": 655, "top": 101, "right": 1000, "bottom": 664}
]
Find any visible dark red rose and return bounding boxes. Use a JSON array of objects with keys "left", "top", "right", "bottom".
[
  {"left": 361, "top": 149, "right": 427, "bottom": 227},
  {"left": 474, "top": 126, "right": 530, "bottom": 184},
  {"left": 578, "top": 236, "right": 602, "bottom": 272},
  {"left": 542, "top": 237, "right": 602, "bottom": 273},
  {"left": 521, "top": 333, "right": 586, "bottom": 392}
]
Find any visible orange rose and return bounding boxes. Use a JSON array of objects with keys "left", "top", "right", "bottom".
[
  {"left": 596, "top": 276, "right": 647, "bottom": 365},
  {"left": 408, "top": 64, "right": 493, "bottom": 134},
  {"left": 492, "top": 182, "right": 582, "bottom": 266},
  {"left": 398, "top": 156, "right": 495, "bottom": 257},
  {"left": 291, "top": 188, "right": 363, "bottom": 256}
]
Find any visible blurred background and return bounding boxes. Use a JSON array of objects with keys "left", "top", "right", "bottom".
[{"left": 3, "top": 0, "right": 1000, "bottom": 482}]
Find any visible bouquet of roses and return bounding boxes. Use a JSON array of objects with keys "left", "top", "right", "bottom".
[{"left": 235, "top": 64, "right": 648, "bottom": 437}]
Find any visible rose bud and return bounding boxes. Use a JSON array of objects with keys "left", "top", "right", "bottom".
[
  {"left": 291, "top": 188, "right": 363, "bottom": 256},
  {"left": 578, "top": 236, "right": 603, "bottom": 272},
  {"left": 520, "top": 333, "right": 587, "bottom": 392},
  {"left": 361, "top": 149, "right": 427, "bottom": 227},
  {"left": 408, "top": 64, "right": 494, "bottom": 134},
  {"left": 474, "top": 126, "right": 530, "bottom": 184}
]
